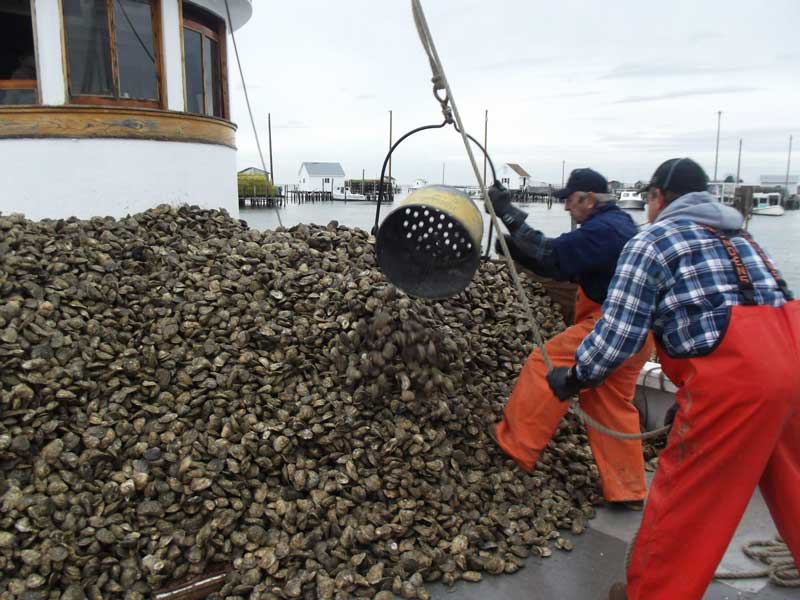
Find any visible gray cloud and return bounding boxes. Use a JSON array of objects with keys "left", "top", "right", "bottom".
[
  {"left": 602, "top": 63, "right": 745, "bottom": 80},
  {"left": 613, "top": 86, "right": 758, "bottom": 104}
]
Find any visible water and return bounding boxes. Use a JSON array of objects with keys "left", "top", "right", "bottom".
[{"left": 241, "top": 199, "right": 800, "bottom": 291}]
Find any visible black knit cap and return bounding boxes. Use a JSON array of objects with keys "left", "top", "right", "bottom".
[{"left": 641, "top": 158, "right": 709, "bottom": 196}]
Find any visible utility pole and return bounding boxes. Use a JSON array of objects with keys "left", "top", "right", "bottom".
[
  {"left": 362, "top": 168, "right": 365, "bottom": 196},
  {"left": 388, "top": 110, "right": 393, "bottom": 199},
  {"left": 785, "top": 135, "right": 793, "bottom": 201},
  {"left": 268, "top": 113, "right": 274, "bottom": 186},
  {"left": 442, "top": 161, "right": 446, "bottom": 184},
  {"left": 482, "top": 110, "right": 488, "bottom": 186},
  {"left": 713, "top": 110, "right": 722, "bottom": 181},
  {"left": 735, "top": 138, "right": 742, "bottom": 184},
  {"left": 561, "top": 160, "right": 566, "bottom": 188}
]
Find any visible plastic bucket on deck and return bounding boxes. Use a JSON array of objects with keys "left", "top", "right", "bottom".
[{"left": 376, "top": 185, "right": 484, "bottom": 300}]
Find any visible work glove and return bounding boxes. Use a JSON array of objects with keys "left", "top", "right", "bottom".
[
  {"left": 487, "top": 182, "right": 527, "bottom": 232},
  {"left": 547, "top": 366, "right": 584, "bottom": 401}
]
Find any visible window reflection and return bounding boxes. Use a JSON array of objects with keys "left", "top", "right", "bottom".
[
  {"left": 114, "top": 0, "right": 158, "bottom": 100},
  {"left": 62, "top": 0, "right": 160, "bottom": 104}
]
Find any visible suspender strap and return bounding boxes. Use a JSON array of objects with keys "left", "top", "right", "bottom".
[
  {"left": 701, "top": 225, "right": 757, "bottom": 306},
  {"left": 738, "top": 230, "right": 794, "bottom": 301}
]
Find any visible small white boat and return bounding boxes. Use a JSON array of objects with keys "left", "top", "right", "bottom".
[
  {"left": 332, "top": 187, "right": 367, "bottom": 201},
  {"left": 751, "top": 192, "right": 785, "bottom": 216},
  {"left": 618, "top": 189, "right": 645, "bottom": 210}
]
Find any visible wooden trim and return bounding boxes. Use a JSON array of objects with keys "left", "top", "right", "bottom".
[
  {"left": 151, "top": 0, "right": 167, "bottom": 109},
  {"left": 107, "top": 0, "right": 119, "bottom": 99},
  {"left": 183, "top": 19, "right": 219, "bottom": 41},
  {"left": 0, "top": 80, "right": 37, "bottom": 90},
  {"left": 69, "top": 95, "right": 161, "bottom": 109},
  {"left": 217, "top": 18, "right": 229, "bottom": 120},
  {"left": 0, "top": 105, "right": 236, "bottom": 148}
]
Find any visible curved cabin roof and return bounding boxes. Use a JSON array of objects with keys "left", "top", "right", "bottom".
[{"left": 189, "top": 0, "right": 252, "bottom": 30}]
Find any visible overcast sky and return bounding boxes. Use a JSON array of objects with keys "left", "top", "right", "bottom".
[{"left": 227, "top": 0, "right": 800, "bottom": 187}]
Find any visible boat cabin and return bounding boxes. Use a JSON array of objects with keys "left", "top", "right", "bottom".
[{"left": 0, "top": 0, "right": 252, "bottom": 220}]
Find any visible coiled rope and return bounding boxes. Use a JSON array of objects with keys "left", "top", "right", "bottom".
[
  {"left": 410, "top": 0, "right": 668, "bottom": 442},
  {"left": 715, "top": 538, "right": 800, "bottom": 587}
]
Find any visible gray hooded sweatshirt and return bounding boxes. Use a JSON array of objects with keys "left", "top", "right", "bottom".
[{"left": 654, "top": 191, "right": 743, "bottom": 229}]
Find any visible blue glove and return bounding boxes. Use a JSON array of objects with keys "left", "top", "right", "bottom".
[
  {"left": 488, "top": 182, "right": 527, "bottom": 232},
  {"left": 547, "top": 366, "right": 583, "bottom": 401}
]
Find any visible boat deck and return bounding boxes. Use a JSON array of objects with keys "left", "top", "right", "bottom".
[{"left": 430, "top": 475, "right": 799, "bottom": 599}]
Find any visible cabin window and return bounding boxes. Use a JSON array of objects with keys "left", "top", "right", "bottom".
[
  {"left": 62, "top": 0, "right": 162, "bottom": 107},
  {"left": 182, "top": 3, "right": 226, "bottom": 118},
  {"left": 0, "top": 0, "right": 38, "bottom": 105}
]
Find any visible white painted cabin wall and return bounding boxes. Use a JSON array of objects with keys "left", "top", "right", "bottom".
[
  {"left": 161, "top": 0, "right": 186, "bottom": 111},
  {"left": 0, "top": 139, "right": 238, "bottom": 221},
  {"left": 32, "top": 0, "right": 67, "bottom": 105}
]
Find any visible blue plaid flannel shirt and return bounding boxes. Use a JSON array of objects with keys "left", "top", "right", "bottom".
[{"left": 575, "top": 218, "right": 791, "bottom": 383}]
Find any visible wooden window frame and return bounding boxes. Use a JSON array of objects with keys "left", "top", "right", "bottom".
[
  {"left": 181, "top": 3, "right": 229, "bottom": 120},
  {"left": 62, "top": 0, "right": 166, "bottom": 109},
  {"left": 0, "top": 0, "right": 39, "bottom": 105}
]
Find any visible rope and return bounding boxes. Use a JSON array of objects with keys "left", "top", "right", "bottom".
[
  {"left": 627, "top": 530, "right": 799, "bottom": 588},
  {"left": 410, "top": 0, "right": 668, "bottom": 442},
  {"left": 223, "top": 0, "right": 282, "bottom": 227},
  {"left": 410, "top": 0, "right": 551, "bottom": 371},
  {"left": 716, "top": 538, "right": 800, "bottom": 587}
]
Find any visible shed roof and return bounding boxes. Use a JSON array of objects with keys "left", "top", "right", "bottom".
[
  {"left": 506, "top": 163, "right": 531, "bottom": 177},
  {"left": 300, "top": 162, "right": 346, "bottom": 178}
]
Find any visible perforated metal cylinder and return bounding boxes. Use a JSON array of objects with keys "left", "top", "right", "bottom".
[{"left": 376, "top": 185, "right": 483, "bottom": 299}]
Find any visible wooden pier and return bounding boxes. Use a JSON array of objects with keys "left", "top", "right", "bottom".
[{"left": 239, "top": 190, "right": 332, "bottom": 209}]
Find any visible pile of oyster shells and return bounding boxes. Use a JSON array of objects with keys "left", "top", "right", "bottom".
[{"left": 0, "top": 206, "right": 601, "bottom": 600}]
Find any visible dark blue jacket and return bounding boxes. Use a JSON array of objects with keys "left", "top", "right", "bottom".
[{"left": 505, "top": 204, "right": 638, "bottom": 304}]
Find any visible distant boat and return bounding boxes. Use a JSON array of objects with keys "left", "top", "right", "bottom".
[
  {"left": 618, "top": 189, "right": 645, "bottom": 210},
  {"left": 332, "top": 186, "right": 367, "bottom": 201},
  {"left": 751, "top": 192, "right": 785, "bottom": 216}
]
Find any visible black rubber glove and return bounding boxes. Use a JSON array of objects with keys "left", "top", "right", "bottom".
[
  {"left": 496, "top": 235, "right": 538, "bottom": 272},
  {"left": 547, "top": 366, "right": 583, "bottom": 401},
  {"left": 487, "top": 182, "right": 527, "bottom": 232}
]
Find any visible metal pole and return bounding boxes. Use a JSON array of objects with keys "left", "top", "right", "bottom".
[
  {"left": 785, "top": 135, "right": 793, "bottom": 202},
  {"left": 713, "top": 110, "right": 722, "bottom": 181},
  {"left": 482, "top": 110, "right": 488, "bottom": 185},
  {"left": 268, "top": 113, "right": 274, "bottom": 185},
  {"left": 388, "top": 110, "right": 393, "bottom": 199},
  {"left": 442, "top": 161, "right": 445, "bottom": 184},
  {"left": 736, "top": 138, "right": 742, "bottom": 183}
]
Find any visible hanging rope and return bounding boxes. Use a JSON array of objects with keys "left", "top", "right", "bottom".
[
  {"left": 410, "top": 0, "right": 668, "bottom": 442},
  {"left": 223, "top": 0, "right": 282, "bottom": 227},
  {"left": 411, "top": 0, "right": 551, "bottom": 370}
]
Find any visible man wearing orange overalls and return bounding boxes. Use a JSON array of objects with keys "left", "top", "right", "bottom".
[
  {"left": 488, "top": 168, "right": 654, "bottom": 508},
  {"left": 546, "top": 158, "right": 799, "bottom": 599}
]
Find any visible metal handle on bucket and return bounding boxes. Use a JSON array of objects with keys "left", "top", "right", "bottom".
[{"left": 371, "top": 120, "right": 498, "bottom": 258}]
